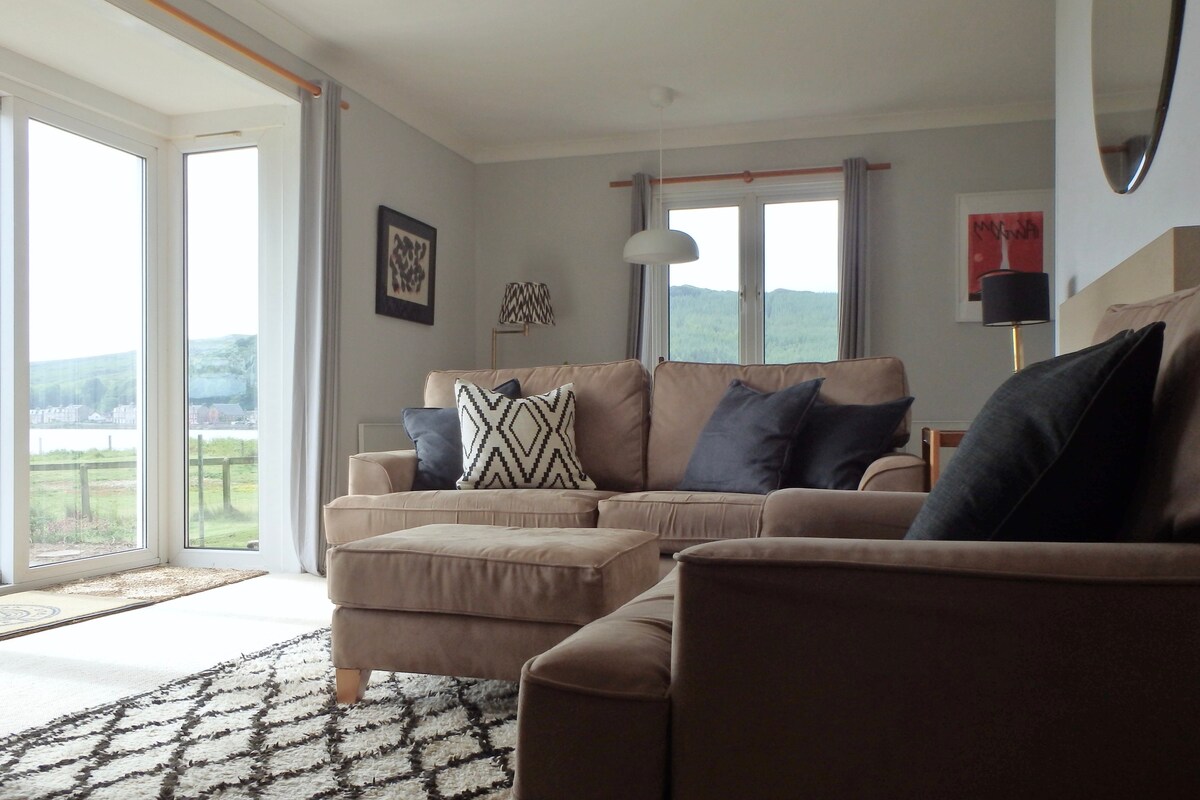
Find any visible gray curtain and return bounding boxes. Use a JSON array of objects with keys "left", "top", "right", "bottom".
[
  {"left": 625, "top": 173, "right": 651, "bottom": 359},
  {"left": 838, "top": 157, "right": 869, "bottom": 359},
  {"left": 290, "top": 80, "right": 342, "bottom": 575}
]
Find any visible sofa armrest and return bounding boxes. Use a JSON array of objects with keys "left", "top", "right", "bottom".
[
  {"left": 670, "top": 537, "right": 1200, "bottom": 799},
  {"left": 760, "top": 488, "right": 927, "bottom": 539},
  {"left": 516, "top": 571, "right": 675, "bottom": 800},
  {"left": 347, "top": 450, "right": 417, "bottom": 495},
  {"left": 857, "top": 452, "right": 926, "bottom": 491}
]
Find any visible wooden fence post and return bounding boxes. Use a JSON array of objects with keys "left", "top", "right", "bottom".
[
  {"left": 79, "top": 464, "right": 91, "bottom": 520},
  {"left": 222, "top": 458, "right": 232, "bottom": 512}
]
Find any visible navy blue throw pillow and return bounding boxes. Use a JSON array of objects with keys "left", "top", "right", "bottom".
[
  {"left": 678, "top": 378, "right": 824, "bottom": 495},
  {"left": 784, "top": 396, "right": 914, "bottom": 490},
  {"left": 906, "top": 323, "right": 1164, "bottom": 542},
  {"left": 403, "top": 379, "right": 521, "bottom": 490}
]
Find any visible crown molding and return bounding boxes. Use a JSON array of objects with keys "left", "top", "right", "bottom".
[{"left": 472, "top": 101, "right": 1057, "bottom": 164}]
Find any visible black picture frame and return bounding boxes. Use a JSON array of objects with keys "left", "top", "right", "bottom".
[{"left": 376, "top": 205, "right": 436, "bottom": 325}]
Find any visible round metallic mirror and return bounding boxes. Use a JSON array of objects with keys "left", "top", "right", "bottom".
[{"left": 1092, "top": 0, "right": 1186, "bottom": 193}]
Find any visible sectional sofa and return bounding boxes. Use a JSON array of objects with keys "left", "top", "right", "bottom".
[
  {"left": 323, "top": 356, "right": 926, "bottom": 571},
  {"left": 515, "top": 284, "right": 1200, "bottom": 799}
]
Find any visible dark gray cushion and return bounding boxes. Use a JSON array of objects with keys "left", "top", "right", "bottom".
[
  {"left": 784, "top": 396, "right": 914, "bottom": 490},
  {"left": 678, "top": 378, "right": 823, "bottom": 495},
  {"left": 906, "top": 323, "right": 1164, "bottom": 542},
  {"left": 403, "top": 379, "right": 520, "bottom": 490}
]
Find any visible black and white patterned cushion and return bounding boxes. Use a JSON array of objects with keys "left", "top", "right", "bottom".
[{"left": 455, "top": 380, "right": 595, "bottom": 490}]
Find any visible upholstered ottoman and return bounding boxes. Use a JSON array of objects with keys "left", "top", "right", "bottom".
[{"left": 326, "top": 523, "right": 660, "bottom": 702}]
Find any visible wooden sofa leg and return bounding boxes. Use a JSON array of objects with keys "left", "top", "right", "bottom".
[{"left": 336, "top": 668, "right": 372, "bottom": 704}]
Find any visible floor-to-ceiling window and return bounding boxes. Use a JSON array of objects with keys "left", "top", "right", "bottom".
[
  {"left": 184, "top": 147, "right": 260, "bottom": 552},
  {"left": 2, "top": 100, "right": 161, "bottom": 585},
  {"left": 1, "top": 74, "right": 298, "bottom": 587}
]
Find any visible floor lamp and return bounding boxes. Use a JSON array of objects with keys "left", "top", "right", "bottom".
[
  {"left": 491, "top": 282, "right": 555, "bottom": 369},
  {"left": 981, "top": 270, "right": 1050, "bottom": 371}
]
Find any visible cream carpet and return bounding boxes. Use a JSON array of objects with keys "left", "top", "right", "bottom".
[{"left": 0, "top": 628, "right": 517, "bottom": 800}]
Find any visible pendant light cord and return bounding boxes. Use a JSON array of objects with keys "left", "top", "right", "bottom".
[{"left": 656, "top": 105, "right": 665, "bottom": 222}]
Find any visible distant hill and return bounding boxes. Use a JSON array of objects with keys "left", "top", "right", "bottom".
[
  {"left": 669, "top": 286, "right": 838, "bottom": 362},
  {"left": 31, "top": 334, "right": 257, "bottom": 412}
]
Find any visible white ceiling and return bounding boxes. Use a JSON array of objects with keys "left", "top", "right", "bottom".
[
  {"left": 0, "top": 0, "right": 1056, "bottom": 162},
  {"left": 0, "top": 0, "right": 290, "bottom": 117},
  {"left": 206, "top": 0, "right": 1057, "bottom": 162}
]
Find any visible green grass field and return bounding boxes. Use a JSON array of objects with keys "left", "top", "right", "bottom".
[{"left": 29, "top": 436, "right": 259, "bottom": 552}]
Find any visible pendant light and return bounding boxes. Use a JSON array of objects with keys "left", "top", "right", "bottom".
[{"left": 622, "top": 87, "right": 699, "bottom": 265}]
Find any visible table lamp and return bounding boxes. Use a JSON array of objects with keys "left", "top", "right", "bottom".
[
  {"left": 492, "top": 282, "right": 555, "bottom": 368},
  {"left": 981, "top": 270, "right": 1050, "bottom": 371}
]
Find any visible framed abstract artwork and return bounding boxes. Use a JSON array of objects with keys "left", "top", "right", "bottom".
[
  {"left": 376, "top": 205, "right": 437, "bottom": 325},
  {"left": 954, "top": 190, "right": 1053, "bottom": 322}
]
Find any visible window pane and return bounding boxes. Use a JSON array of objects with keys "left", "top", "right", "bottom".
[
  {"left": 667, "top": 206, "right": 739, "bottom": 363},
  {"left": 185, "top": 148, "right": 259, "bottom": 550},
  {"left": 28, "top": 120, "right": 144, "bottom": 567},
  {"left": 764, "top": 200, "right": 839, "bottom": 363}
]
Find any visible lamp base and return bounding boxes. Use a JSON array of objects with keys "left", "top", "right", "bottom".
[
  {"left": 1010, "top": 324, "right": 1025, "bottom": 372},
  {"left": 491, "top": 324, "right": 529, "bottom": 369}
]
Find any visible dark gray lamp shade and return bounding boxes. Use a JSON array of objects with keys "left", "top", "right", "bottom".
[{"left": 981, "top": 270, "right": 1051, "bottom": 326}]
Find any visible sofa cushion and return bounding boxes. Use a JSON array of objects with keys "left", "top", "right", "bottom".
[
  {"left": 784, "top": 396, "right": 914, "bottom": 490},
  {"left": 326, "top": 524, "right": 660, "bottom": 625},
  {"left": 1091, "top": 286, "right": 1200, "bottom": 542},
  {"left": 323, "top": 488, "right": 616, "bottom": 546},
  {"left": 456, "top": 381, "right": 596, "bottom": 490},
  {"left": 678, "top": 378, "right": 822, "bottom": 494},
  {"left": 598, "top": 491, "right": 765, "bottom": 553},
  {"left": 906, "top": 322, "right": 1164, "bottom": 542},
  {"left": 647, "top": 358, "right": 910, "bottom": 490},
  {"left": 403, "top": 378, "right": 521, "bottom": 490},
  {"left": 426, "top": 360, "right": 649, "bottom": 492}
]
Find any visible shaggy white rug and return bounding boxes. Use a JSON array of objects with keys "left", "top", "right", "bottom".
[{"left": 0, "top": 629, "right": 517, "bottom": 799}]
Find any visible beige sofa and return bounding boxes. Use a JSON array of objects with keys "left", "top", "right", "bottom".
[
  {"left": 514, "top": 285, "right": 1200, "bottom": 799},
  {"left": 324, "top": 357, "right": 927, "bottom": 569}
]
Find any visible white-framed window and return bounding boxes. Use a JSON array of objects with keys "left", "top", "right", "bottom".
[
  {"left": 1, "top": 85, "right": 300, "bottom": 588},
  {"left": 1, "top": 95, "right": 162, "bottom": 586},
  {"left": 643, "top": 179, "right": 842, "bottom": 366}
]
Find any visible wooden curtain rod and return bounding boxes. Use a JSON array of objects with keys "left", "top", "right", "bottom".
[
  {"left": 609, "top": 162, "right": 890, "bottom": 188},
  {"left": 145, "top": 0, "right": 350, "bottom": 110}
]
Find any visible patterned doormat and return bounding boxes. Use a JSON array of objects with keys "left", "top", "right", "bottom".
[
  {"left": 0, "top": 566, "right": 268, "bottom": 641},
  {"left": 0, "top": 591, "right": 149, "bottom": 639},
  {"left": 0, "top": 628, "right": 517, "bottom": 799}
]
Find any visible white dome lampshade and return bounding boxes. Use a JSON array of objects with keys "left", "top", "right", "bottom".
[{"left": 622, "top": 227, "right": 699, "bottom": 265}]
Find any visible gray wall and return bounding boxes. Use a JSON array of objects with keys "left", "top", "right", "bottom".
[
  {"left": 475, "top": 121, "right": 1055, "bottom": 431},
  {"left": 1056, "top": 0, "right": 1200, "bottom": 296},
  {"left": 334, "top": 90, "right": 477, "bottom": 493}
]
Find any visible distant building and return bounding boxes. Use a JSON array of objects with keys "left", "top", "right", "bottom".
[
  {"left": 111, "top": 404, "right": 137, "bottom": 426},
  {"left": 209, "top": 403, "right": 245, "bottom": 423},
  {"left": 188, "top": 405, "right": 208, "bottom": 427},
  {"left": 88, "top": 412, "right": 107, "bottom": 423},
  {"left": 44, "top": 404, "right": 94, "bottom": 424}
]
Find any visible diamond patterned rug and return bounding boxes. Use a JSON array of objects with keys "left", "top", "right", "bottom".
[{"left": 0, "top": 628, "right": 517, "bottom": 799}]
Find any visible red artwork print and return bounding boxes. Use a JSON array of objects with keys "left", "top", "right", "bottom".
[{"left": 966, "top": 211, "right": 1044, "bottom": 300}]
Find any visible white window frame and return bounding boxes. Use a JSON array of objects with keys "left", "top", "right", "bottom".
[
  {"left": 645, "top": 177, "right": 843, "bottom": 366},
  {"left": 167, "top": 110, "right": 299, "bottom": 573},
  {"left": 0, "top": 94, "right": 163, "bottom": 587},
  {"left": 0, "top": 88, "right": 300, "bottom": 588}
]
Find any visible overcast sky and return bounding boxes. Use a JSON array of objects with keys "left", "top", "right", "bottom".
[
  {"left": 28, "top": 121, "right": 257, "bottom": 363},
  {"left": 667, "top": 199, "right": 839, "bottom": 293}
]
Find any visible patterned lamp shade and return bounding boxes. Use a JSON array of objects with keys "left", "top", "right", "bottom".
[{"left": 498, "top": 282, "right": 555, "bottom": 326}]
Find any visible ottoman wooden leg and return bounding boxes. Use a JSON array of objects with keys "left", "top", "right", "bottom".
[{"left": 336, "top": 668, "right": 372, "bottom": 704}]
